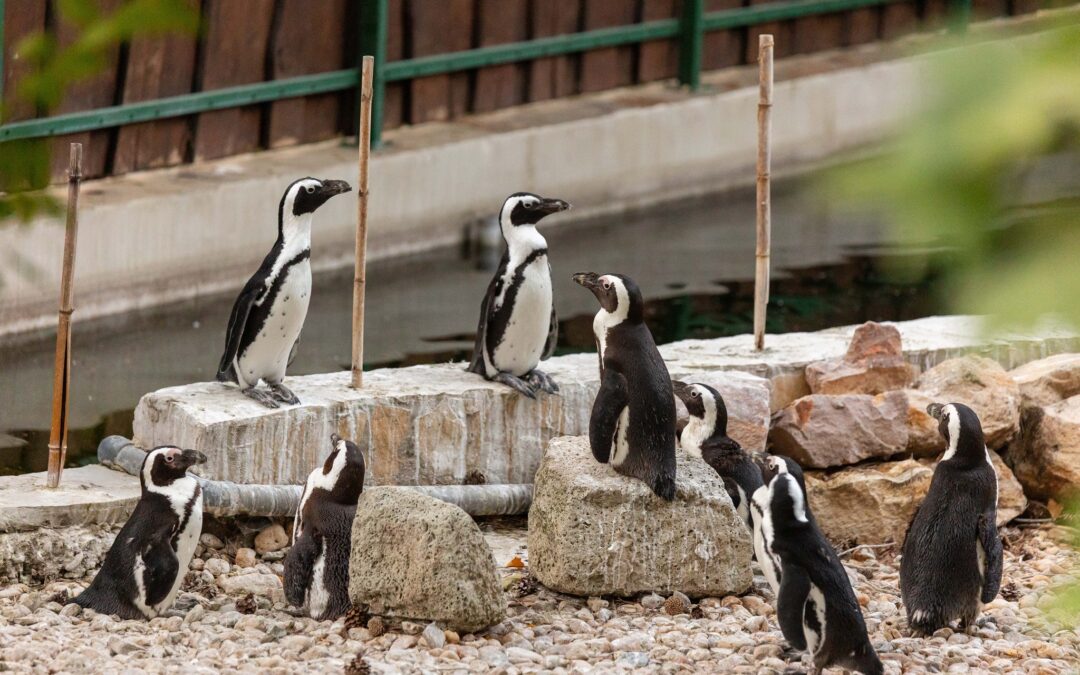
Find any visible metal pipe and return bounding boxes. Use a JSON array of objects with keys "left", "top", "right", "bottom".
[
  {"left": 97, "top": 437, "right": 532, "bottom": 518},
  {"left": 678, "top": 0, "right": 705, "bottom": 91}
]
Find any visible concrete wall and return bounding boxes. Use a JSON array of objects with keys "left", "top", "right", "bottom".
[{"left": 0, "top": 49, "right": 922, "bottom": 340}]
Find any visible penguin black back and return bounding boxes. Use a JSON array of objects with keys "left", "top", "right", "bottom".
[
  {"left": 901, "top": 402, "right": 1002, "bottom": 635},
  {"left": 574, "top": 272, "right": 676, "bottom": 500}
]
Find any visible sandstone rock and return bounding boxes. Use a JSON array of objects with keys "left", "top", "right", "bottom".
[
  {"left": 349, "top": 487, "right": 505, "bottom": 633},
  {"left": 1009, "top": 353, "right": 1080, "bottom": 407},
  {"left": 528, "top": 436, "right": 752, "bottom": 598},
  {"left": 254, "top": 524, "right": 289, "bottom": 554},
  {"left": 914, "top": 356, "right": 1020, "bottom": 450},
  {"left": 805, "top": 451, "right": 1026, "bottom": 545},
  {"left": 805, "top": 322, "right": 913, "bottom": 396},
  {"left": 0, "top": 525, "right": 116, "bottom": 585},
  {"left": 1007, "top": 398, "right": 1080, "bottom": 501},
  {"left": 769, "top": 392, "right": 909, "bottom": 469},
  {"left": 234, "top": 548, "right": 256, "bottom": 568},
  {"left": 217, "top": 572, "right": 284, "bottom": 602},
  {"left": 903, "top": 388, "right": 943, "bottom": 457}
]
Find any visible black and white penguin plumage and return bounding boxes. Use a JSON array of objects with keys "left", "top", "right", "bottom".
[
  {"left": 468, "top": 192, "right": 570, "bottom": 398},
  {"left": 217, "top": 177, "right": 351, "bottom": 408},
  {"left": 673, "top": 380, "right": 763, "bottom": 529},
  {"left": 285, "top": 433, "right": 366, "bottom": 621},
  {"left": 751, "top": 454, "right": 805, "bottom": 595},
  {"left": 761, "top": 455, "right": 884, "bottom": 675},
  {"left": 900, "top": 402, "right": 1002, "bottom": 635},
  {"left": 574, "top": 272, "right": 676, "bottom": 500},
  {"left": 75, "top": 446, "right": 206, "bottom": 619}
]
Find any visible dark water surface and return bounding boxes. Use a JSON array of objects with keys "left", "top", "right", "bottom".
[{"left": 0, "top": 178, "right": 949, "bottom": 475}]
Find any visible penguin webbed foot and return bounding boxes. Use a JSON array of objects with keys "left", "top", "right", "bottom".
[
  {"left": 269, "top": 383, "right": 301, "bottom": 406},
  {"left": 243, "top": 387, "right": 281, "bottom": 409},
  {"left": 494, "top": 372, "right": 538, "bottom": 399},
  {"left": 526, "top": 369, "right": 559, "bottom": 395}
]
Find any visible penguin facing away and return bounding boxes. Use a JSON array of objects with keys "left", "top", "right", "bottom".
[
  {"left": 673, "top": 380, "right": 763, "bottom": 529},
  {"left": 573, "top": 272, "right": 676, "bottom": 501},
  {"left": 217, "top": 177, "right": 352, "bottom": 408},
  {"left": 751, "top": 454, "right": 806, "bottom": 595},
  {"left": 468, "top": 192, "right": 570, "bottom": 398},
  {"left": 901, "top": 402, "right": 1002, "bottom": 635},
  {"left": 285, "top": 433, "right": 366, "bottom": 621},
  {"left": 75, "top": 446, "right": 207, "bottom": 620},
  {"left": 762, "top": 455, "right": 884, "bottom": 675}
]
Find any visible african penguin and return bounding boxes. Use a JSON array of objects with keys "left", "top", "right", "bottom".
[
  {"left": 75, "top": 446, "right": 206, "bottom": 620},
  {"left": 900, "top": 402, "right": 1002, "bottom": 635},
  {"left": 285, "top": 433, "right": 366, "bottom": 621},
  {"left": 751, "top": 454, "right": 805, "bottom": 595},
  {"left": 761, "top": 455, "right": 883, "bottom": 675},
  {"left": 217, "top": 177, "right": 352, "bottom": 408},
  {"left": 673, "top": 380, "right": 763, "bottom": 529},
  {"left": 468, "top": 192, "right": 570, "bottom": 398},
  {"left": 574, "top": 272, "right": 676, "bottom": 500}
]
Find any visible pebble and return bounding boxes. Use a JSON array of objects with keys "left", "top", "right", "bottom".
[
  {"left": 233, "top": 548, "right": 257, "bottom": 568},
  {"left": 204, "top": 558, "right": 230, "bottom": 577},
  {"left": 199, "top": 533, "right": 224, "bottom": 550},
  {"left": 422, "top": 622, "right": 446, "bottom": 648},
  {"left": 640, "top": 593, "right": 664, "bottom": 610}
]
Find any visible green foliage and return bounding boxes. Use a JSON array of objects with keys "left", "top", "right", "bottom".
[{"left": 0, "top": 0, "right": 197, "bottom": 222}]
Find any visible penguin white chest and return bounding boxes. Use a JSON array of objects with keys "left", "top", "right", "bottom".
[
  {"left": 160, "top": 500, "right": 202, "bottom": 614},
  {"left": 238, "top": 260, "right": 312, "bottom": 383},
  {"left": 751, "top": 488, "right": 781, "bottom": 593},
  {"left": 803, "top": 583, "right": 828, "bottom": 655},
  {"left": 307, "top": 540, "right": 329, "bottom": 619},
  {"left": 492, "top": 258, "right": 552, "bottom": 376}
]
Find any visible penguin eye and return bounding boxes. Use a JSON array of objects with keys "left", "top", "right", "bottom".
[
  {"left": 524, "top": 201, "right": 536, "bottom": 210},
  {"left": 602, "top": 281, "right": 612, "bottom": 290},
  {"left": 691, "top": 391, "right": 700, "bottom": 398},
  {"left": 306, "top": 185, "right": 315, "bottom": 194},
  {"left": 165, "top": 455, "right": 175, "bottom": 463}
]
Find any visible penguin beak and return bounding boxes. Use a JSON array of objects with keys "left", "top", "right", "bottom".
[
  {"left": 573, "top": 271, "right": 600, "bottom": 291},
  {"left": 178, "top": 449, "right": 207, "bottom": 469},
  {"left": 671, "top": 380, "right": 690, "bottom": 401},
  {"left": 319, "top": 179, "right": 352, "bottom": 197},
  {"left": 927, "top": 403, "right": 945, "bottom": 421},
  {"left": 537, "top": 198, "right": 570, "bottom": 215},
  {"left": 331, "top": 433, "right": 342, "bottom": 446}
]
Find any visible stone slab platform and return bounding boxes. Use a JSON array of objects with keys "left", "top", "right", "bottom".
[{"left": 0, "top": 465, "right": 140, "bottom": 533}]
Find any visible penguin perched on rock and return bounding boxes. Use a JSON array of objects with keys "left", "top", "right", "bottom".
[
  {"left": 75, "top": 446, "right": 207, "bottom": 619},
  {"left": 574, "top": 272, "right": 676, "bottom": 500},
  {"left": 468, "top": 192, "right": 570, "bottom": 398},
  {"left": 672, "top": 380, "right": 762, "bottom": 528},
  {"left": 217, "top": 177, "right": 352, "bottom": 408},
  {"left": 760, "top": 455, "right": 884, "bottom": 675},
  {"left": 901, "top": 402, "right": 1002, "bottom": 635},
  {"left": 751, "top": 454, "right": 804, "bottom": 595},
  {"left": 285, "top": 433, "right": 366, "bottom": 621}
]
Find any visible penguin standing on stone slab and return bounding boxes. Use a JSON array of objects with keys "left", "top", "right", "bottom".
[
  {"left": 760, "top": 455, "right": 884, "bottom": 675},
  {"left": 468, "top": 192, "right": 570, "bottom": 398},
  {"left": 750, "top": 454, "right": 804, "bottom": 595},
  {"left": 74, "top": 446, "right": 207, "bottom": 620},
  {"left": 285, "top": 433, "right": 366, "bottom": 621},
  {"left": 673, "top": 380, "right": 762, "bottom": 528},
  {"left": 573, "top": 272, "right": 676, "bottom": 500},
  {"left": 217, "top": 177, "right": 352, "bottom": 408},
  {"left": 901, "top": 402, "right": 1002, "bottom": 635}
]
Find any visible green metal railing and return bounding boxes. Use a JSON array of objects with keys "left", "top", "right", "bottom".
[{"left": 0, "top": 0, "right": 970, "bottom": 148}]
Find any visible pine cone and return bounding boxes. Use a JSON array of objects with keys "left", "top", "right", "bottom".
[
  {"left": 464, "top": 470, "right": 486, "bottom": 485},
  {"left": 513, "top": 571, "right": 538, "bottom": 598},
  {"left": 47, "top": 590, "right": 71, "bottom": 606},
  {"left": 236, "top": 593, "right": 257, "bottom": 615},
  {"left": 367, "top": 616, "right": 386, "bottom": 638},
  {"left": 344, "top": 654, "right": 370, "bottom": 675},
  {"left": 344, "top": 606, "right": 371, "bottom": 631},
  {"left": 663, "top": 592, "right": 691, "bottom": 616}
]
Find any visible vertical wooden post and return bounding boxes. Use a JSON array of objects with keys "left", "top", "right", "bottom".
[
  {"left": 352, "top": 56, "right": 374, "bottom": 389},
  {"left": 753, "top": 35, "right": 773, "bottom": 352},
  {"left": 47, "top": 143, "right": 82, "bottom": 488}
]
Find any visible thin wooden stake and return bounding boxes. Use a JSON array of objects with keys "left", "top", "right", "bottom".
[
  {"left": 47, "top": 143, "right": 82, "bottom": 488},
  {"left": 352, "top": 56, "right": 375, "bottom": 388},
  {"left": 753, "top": 35, "right": 773, "bottom": 352}
]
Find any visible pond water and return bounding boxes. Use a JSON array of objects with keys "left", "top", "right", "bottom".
[{"left": 0, "top": 177, "right": 949, "bottom": 475}]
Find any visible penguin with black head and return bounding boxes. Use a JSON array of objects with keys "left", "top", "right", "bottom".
[
  {"left": 673, "top": 380, "right": 762, "bottom": 529},
  {"left": 217, "top": 177, "right": 352, "bottom": 408},
  {"left": 574, "top": 272, "right": 676, "bottom": 500},
  {"left": 75, "top": 446, "right": 207, "bottom": 619},
  {"left": 759, "top": 455, "right": 884, "bottom": 675},
  {"left": 468, "top": 192, "right": 570, "bottom": 398},
  {"left": 901, "top": 402, "right": 1002, "bottom": 635},
  {"left": 285, "top": 433, "right": 366, "bottom": 620},
  {"left": 750, "top": 454, "right": 804, "bottom": 595}
]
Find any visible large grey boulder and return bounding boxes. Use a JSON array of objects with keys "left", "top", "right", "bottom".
[
  {"left": 1008, "top": 397, "right": 1080, "bottom": 501},
  {"left": 913, "top": 355, "right": 1020, "bottom": 450},
  {"left": 769, "top": 392, "right": 909, "bottom": 469},
  {"left": 528, "top": 436, "right": 752, "bottom": 598},
  {"left": 348, "top": 487, "right": 505, "bottom": 633}
]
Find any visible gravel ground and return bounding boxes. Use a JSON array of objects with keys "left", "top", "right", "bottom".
[{"left": 0, "top": 521, "right": 1077, "bottom": 674}]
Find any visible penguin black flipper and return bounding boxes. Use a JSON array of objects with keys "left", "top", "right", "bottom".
[
  {"left": 142, "top": 538, "right": 180, "bottom": 608},
  {"left": 284, "top": 530, "right": 320, "bottom": 608},
  {"left": 776, "top": 561, "right": 812, "bottom": 651},
  {"left": 467, "top": 252, "right": 508, "bottom": 376},
  {"left": 217, "top": 280, "right": 261, "bottom": 383},
  {"left": 589, "top": 368, "right": 628, "bottom": 464},
  {"left": 978, "top": 512, "right": 1003, "bottom": 603},
  {"left": 542, "top": 305, "right": 558, "bottom": 360}
]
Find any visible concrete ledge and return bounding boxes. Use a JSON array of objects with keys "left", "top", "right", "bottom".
[{"left": 0, "top": 465, "right": 140, "bottom": 533}]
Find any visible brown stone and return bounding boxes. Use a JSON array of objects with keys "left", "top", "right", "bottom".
[
  {"left": 805, "top": 322, "right": 913, "bottom": 396},
  {"left": 805, "top": 451, "right": 1026, "bottom": 545},
  {"left": 769, "top": 392, "right": 909, "bottom": 469},
  {"left": 914, "top": 356, "right": 1020, "bottom": 450},
  {"left": 1009, "top": 353, "right": 1080, "bottom": 408},
  {"left": 904, "top": 388, "right": 944, "bottom": 457},
  {"left": 1007, "top": 398, "right": 1080, "bottom": 501}
]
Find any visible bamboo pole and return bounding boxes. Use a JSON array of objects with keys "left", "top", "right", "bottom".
[
  {"left": 46, "top": 143, "right": 83, "bottom": 488},
  {"left": 351, "top": 56, "right": 375, "bottom": 388},
  {"left": 753, "top": 35, "right": 773, "bottom": 352}
]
